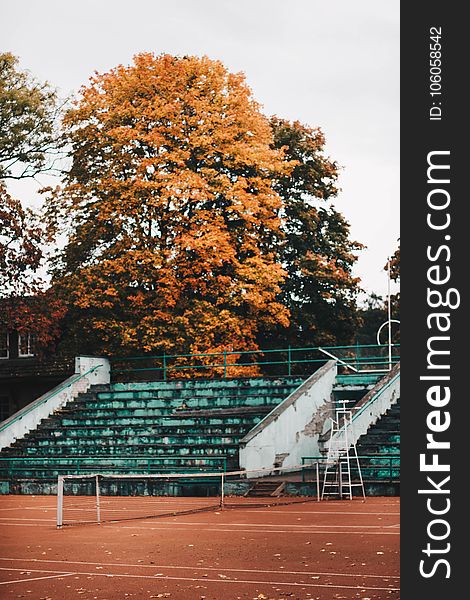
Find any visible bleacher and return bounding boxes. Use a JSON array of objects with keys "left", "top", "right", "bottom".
[{"left": 0, "top": 377, "right": 304, "bottom": 489}]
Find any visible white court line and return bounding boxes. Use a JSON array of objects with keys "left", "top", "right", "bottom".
[
  {"left": 114, "top": 524, "right": 400, "bottom": 536},
  {"left": 0, "top": 567, "right": 400, "bottom": 592},
  {"left": 247, "top": 510, "right": 400, "bottom": 516},
  {"left": 0, "top": 522, "right": 400, "bottom": 534},
  {"left": 0, "top": 556, "right": 400, "bottom": 579},
  {"left": 250, "top": 505, "right": 400, "bottom": 517},
  {"left": 0, "top": 506, "right": 54, "bottom": 512},
  {"left": 0, "top": 517, "right": 398, "bottom": 529},
  {"left": 0, "top": 518, "right": 56, "bottom": 522},
  {"left": 0, "top": 507, "right": 399, "bottom": 516},
  {"left": 129, "top": 520, "right": 398, "bottom": 529},
  {"left": 0, "top": 572, "right": 75, "bottom": 585},
  {"left": 0, "top": 523, "right": 48, "bottom": 527}
]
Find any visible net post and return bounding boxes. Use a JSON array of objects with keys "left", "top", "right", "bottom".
[
  {"left": 95, "top": 474, "right": 101, "bottom": 524},
  {"left": 316, "top": 462, "right": 320, "bottom": 502},
  {"left": 57, "top": 475, "right": 64, "bottom": 528},
  {"left": 220, "top": 472, "right": 225, "bottom": 509}
]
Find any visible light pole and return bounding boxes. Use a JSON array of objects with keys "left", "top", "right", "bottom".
[{"left": 376, "top": 256, "right": 400, "bottom": 371}]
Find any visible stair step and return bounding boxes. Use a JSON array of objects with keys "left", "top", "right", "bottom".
[{"left": 244, "top": 481, "right": 285, "bottom": 498}]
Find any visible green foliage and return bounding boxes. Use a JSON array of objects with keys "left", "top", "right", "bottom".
[
  {"left": 0, "top": 183, "right": 43, "bottom": 296},
  {"left": 0, "top": 52, "right": 61, "bottom": 179},
  {"left": 261, "top": 117, "right": 363, "bottom": 348}
]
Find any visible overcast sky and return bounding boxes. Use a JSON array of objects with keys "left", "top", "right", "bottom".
[{"left": 3, "top": 0, "right": 399, "bottom": 297}]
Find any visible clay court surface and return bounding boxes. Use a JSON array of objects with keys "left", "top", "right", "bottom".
[{"left": 0, "top": 496, "right": 399, "bottom": 599}]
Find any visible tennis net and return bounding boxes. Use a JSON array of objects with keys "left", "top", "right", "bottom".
[{"left": 57, "top": 464, "right": 321, "bottom": 527}]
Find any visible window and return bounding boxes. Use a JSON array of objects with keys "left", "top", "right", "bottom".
[
  {"left": 18, "top": 332, "right": 36, "bottom": 357},
  {"left": 0, "top": 333, "right": 8, "bottom": 359}
]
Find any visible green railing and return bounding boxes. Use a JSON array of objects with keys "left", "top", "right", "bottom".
[
  {"left": 0, "top": 455, "right": 228, "bottom": 479},
  {"left": 301, "top": 455, "right": 400, "bottom": 484},
  {"left": 1, "top": 455, "right": 398, "bottom": 483},
  {"left": 110, "top": 344, "right": 400, "bottom": 382}
]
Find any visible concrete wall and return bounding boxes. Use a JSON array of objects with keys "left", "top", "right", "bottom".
[
  {"left": 239, "top": 361, "right": 337, "bottom": 476},
  {"left": 0, "top": 357, "right": 110, "bottom": 451}
]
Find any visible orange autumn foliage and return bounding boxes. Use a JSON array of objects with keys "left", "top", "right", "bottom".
[{"left": 48, "top": 54, "right": 292, "bottom": 358}]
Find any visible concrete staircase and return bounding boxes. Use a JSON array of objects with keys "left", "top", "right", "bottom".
[
  {"left": 320, "top": 368, "right": 401, "bottom": 493},
  {"left": 245, "top": 480, "right": 286, "bottom": 497},
  {"left": 353, "top": 399, "right": 400, "bottom": 487}
]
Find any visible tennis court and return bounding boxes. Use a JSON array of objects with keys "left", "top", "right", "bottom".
[{"left": 0, "top": 495, "right": 399, "bottom": 599}]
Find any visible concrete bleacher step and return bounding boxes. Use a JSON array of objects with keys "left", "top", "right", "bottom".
[
  {"left": 31, "top": 424, "right": 254, "bottom": 436},
  {"left": 14, "top": 443, "right": 240, "bottom": 456},
  {"left": 2, "top": 455, "right": 229, "bottom": 471},
  {"left": 65, "top": 395, "right": 289, "bottom": 411},
  {"left": 356, "top": 445, "right": 400, "bottom": 455},
  {"left": 244, "top": 480, "right": 286, "bottom": 497},
  {"left": 30, "top": 433, "right": 243, "bottom": 446},
  {"left": 96, "top": 385, "right": 299, "bottom": 400},
  {"left": 110, "top": 377, "right": 303, "bottom": 391},
  {"left": 41, "top": 407, "right": 270, "bottom": 425},
  {"left": 354, "top": 399, "right": 401, "bottom": 461}
]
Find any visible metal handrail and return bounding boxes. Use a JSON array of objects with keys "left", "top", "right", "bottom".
[
  {"left": 301, "top": 454, "right": 400, "bottom": 483},
  {"left": 352, "top": 370, "right": 401, "bottom": 422},
  {"left": 0, "top": 455, "right": 228, "bottom": 476},
  {"left": 110, "top": 344, "right": 400, "bottom": 380}
]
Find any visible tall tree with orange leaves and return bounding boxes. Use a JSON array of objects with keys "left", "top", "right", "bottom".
[{"left": 47, "top": 53, "right": 291, "bottom": 358}]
